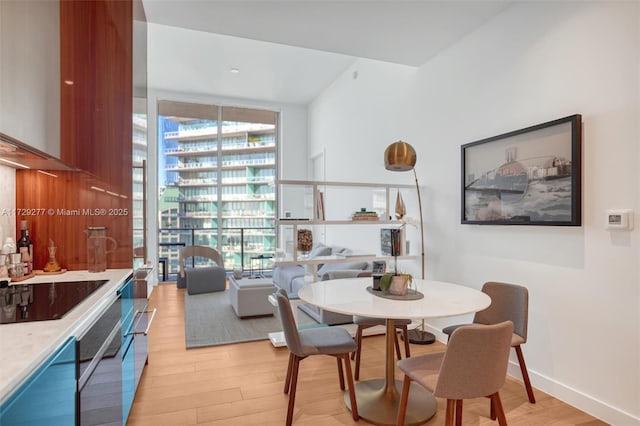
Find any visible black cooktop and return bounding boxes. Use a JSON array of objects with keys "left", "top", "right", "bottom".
[{"left": 0, "top": 280, "right": 108, "bottom": 324}]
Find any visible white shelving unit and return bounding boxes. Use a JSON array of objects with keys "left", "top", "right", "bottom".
[{"left": 275, "top": 179, "right": 420, "bottom": 278}]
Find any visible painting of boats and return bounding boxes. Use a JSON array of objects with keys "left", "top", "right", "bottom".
[{"left": 461, "top": 115, "right": 582, "bottom": 225}]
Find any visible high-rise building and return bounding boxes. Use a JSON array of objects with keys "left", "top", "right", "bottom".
[
  {"left": 159, "top": 111, "right": 277, "bottom": 275},
  {"left": 132, "top": 112, "right": 147, "bottom": 269}
]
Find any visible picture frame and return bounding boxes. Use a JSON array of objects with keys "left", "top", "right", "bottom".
[{"left": 461, "top": 114, "right": 582, "bottom": 226}]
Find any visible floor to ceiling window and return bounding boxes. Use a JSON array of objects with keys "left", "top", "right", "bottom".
[{"left": 157, "top": 101, "right": 277, "bottom": 276}]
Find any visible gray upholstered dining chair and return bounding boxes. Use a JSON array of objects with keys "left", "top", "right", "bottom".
[
  {"left": 396, "top": 321, "right": 514, "bottom": 426},
  {"left": 177, "top": 245, "right": 226, "bottom": 295},
  {"left": 442, "top": 281, "right": 536, "bottom": 403},
  {"left": 275, "top": 289, "right": 359, "bottom": 425}
]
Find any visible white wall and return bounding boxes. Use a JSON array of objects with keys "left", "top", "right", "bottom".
[{"left": 308, "top": 2, "right": 639, "bottom": 424}]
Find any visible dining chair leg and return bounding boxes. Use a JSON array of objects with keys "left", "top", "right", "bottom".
[
  {"left": 284, "top": 353, "right": 294, "bottom": 394},
  {"left": 515, "top": 345, "right": 536, "bottom": 403},
  {"left": 490, "top": 392, "right": 507, "bottom": 426},
  {"left": 336, "top": 357, "right": 345, "bottom": 390},
  {"left": 396, "top": 376, "right": 412, "bottom": 426},
  {"left": 444, "top": 399, "right": 456, "bottom": 426},
  {"left": 342, "top": 354, "right": 359, "bottom": 421},
  {"left": 351, "top": 325, "right": 363, "bottom": 360},
  {"left": 394, "top": 330, "right": 402, "bottom": 360},
  {"left": 490, "top": 394, "right": 496, "bottom": 420},
  {"left": 354, "top": 325, "right": 364, "bottom": 380},
  {"left": 401, "top": 325, "right": 411, "bottom": 358},
  {"left": 455, "top": 400, "right": 463, "bottom": 426},
  {"left": 286, "top": 356, "right": 301, "bottom": 426}
]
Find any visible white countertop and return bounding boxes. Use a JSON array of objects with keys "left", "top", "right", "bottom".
[
  {"left": 298, "top": 277, "right": 491, "bottom": 320},
  {"left": 0, "top": 269, "right": 133, "bottom": 404}
]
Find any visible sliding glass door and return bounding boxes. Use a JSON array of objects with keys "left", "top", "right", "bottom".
[{"left": 157, "top": 101, "right": 277, "bottom": 277}]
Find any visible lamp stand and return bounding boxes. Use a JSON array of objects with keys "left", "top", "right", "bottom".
[{"left": 407, "top": 168, "right": 435, "bottom": 345}]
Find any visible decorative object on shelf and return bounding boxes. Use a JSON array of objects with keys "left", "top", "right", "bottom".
[
  {"left": 380, "top": 228, "right": 403, "bottom": 256},
  {"left": 315, "top": 190, "right": 325, "bottom": 220},
  {"left": 384, "top": 140, "right": 434, "bottom": 344},
  {"left": 395, "top": 190, "right": 406, "bottom": 220},
  {"left": 352, "top": 208, "right": 379, "bottom": 221},
  {"left": 296, "top": 229, "right": 313, "bottom": 257},
  {"left": 461, "top": 114, "right": 582, "bottom": 226}
]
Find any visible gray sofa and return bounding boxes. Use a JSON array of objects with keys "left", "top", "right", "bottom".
[
  {"left": 272, "top": 243, "right": 369, "bottom": 297},
  {"left": 272, "top": 243, "right": 384, "bottom": 325}
]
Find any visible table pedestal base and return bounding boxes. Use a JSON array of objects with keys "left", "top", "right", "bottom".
[{"left": 344, "top": 379, "right": 437, "bottom": 426}]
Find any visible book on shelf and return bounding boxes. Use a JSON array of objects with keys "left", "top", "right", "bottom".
[
  {"left": 380, "top": 228, "right": 405, "bottom": 256},
  {"left": 316, "top": 190, "right": 325, "bottom": 220},
  {"left": 352, "top": 209, "right": 380, "bottom": 221}
]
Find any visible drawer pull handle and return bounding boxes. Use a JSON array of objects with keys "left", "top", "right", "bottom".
[{"left": 133, "top": 308, "right": 156, "bottom": 336}]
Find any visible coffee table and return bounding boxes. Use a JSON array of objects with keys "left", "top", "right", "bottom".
[{"left": 229, "top": 277, "right": 276, "bottom": 318}]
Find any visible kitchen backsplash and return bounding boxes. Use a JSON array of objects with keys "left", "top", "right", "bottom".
[{"left": 0, "top": 164, "right": 16, "bottom": 243}]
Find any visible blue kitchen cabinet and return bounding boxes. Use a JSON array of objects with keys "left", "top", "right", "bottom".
[
  {"left": 0, "top": 337, "right": 77, "bottom": 425},
  {"left": 119, "top": 277, "right": 135, "bottom": 424}
]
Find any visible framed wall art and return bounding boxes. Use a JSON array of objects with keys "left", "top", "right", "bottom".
[{"left": 461, "top": 114, "right": 582, "bottom": 226}]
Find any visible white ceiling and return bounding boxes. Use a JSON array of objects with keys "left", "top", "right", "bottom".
[{"left": 142, "top": 0, "right": 511, "bottom": 104}]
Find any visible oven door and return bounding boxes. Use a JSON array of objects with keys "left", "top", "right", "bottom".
[{"left": 77, "top": 296, "right": 123, "bottom": 426}]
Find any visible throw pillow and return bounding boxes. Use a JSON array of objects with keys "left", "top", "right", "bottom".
[{"left": 309, "top": 243, "right": 332, "bottom": 258}]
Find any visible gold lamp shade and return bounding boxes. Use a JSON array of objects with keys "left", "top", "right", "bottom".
[{"left": 384, "top": 140, "right": 416, "bottom": 171}]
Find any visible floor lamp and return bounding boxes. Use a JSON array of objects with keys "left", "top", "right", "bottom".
[{"left": 384, "top": 141, "right": 435, "bottom": 344}]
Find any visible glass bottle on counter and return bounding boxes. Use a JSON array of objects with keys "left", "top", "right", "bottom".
[{"left": 17, "top": 220, "right": 33, "bottom": 275}]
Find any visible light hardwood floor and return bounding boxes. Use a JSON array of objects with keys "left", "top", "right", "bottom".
[{"left": 127, "top": 283, "right": 608, "bottom": 426}]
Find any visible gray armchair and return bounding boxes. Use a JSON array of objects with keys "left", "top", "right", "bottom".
[{"left": 177, "top": 245, "right": 227, "bottom": 295}]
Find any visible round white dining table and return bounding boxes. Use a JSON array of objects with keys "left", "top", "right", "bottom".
[{"left": 297, "top": 277, "right": 491, "bottom": 426}]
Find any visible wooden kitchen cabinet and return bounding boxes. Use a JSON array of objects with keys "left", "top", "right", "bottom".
[{"left": 15, "top": 0, "right": 134, "bottom": 271}]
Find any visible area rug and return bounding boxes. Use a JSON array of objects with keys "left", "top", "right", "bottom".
[{"left": 184, "top": 290, "right": 319, "bottom": 349}]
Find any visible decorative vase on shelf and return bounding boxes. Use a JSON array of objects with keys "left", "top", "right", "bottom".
[
  {"left": 395, "top": 191, "right": 406, "bottom": 220},
  {"left": 297, "top": 229, "right": 313, "bottom": 257}
]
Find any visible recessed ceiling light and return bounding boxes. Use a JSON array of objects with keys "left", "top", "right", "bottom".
[{"left": 230, "top": 68, "right": 240, "bottom": 74}]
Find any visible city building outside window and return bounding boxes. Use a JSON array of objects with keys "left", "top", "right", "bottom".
[{"left": 157, "top": 101, "right": 277, "bottom": 277}]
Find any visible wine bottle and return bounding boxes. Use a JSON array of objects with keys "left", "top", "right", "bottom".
[{"left": 17, "top": 220, "right": 33, "bottom": 275}]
